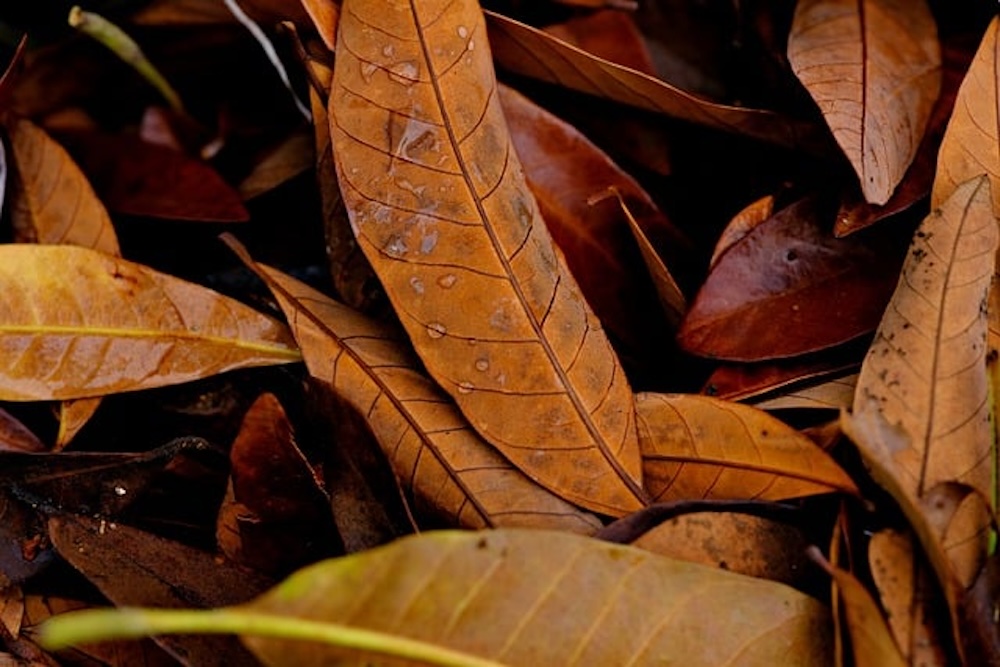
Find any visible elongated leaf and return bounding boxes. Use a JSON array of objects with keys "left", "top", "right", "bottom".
[
  {"left": 788, "top": 0, "right": 940, "bottom": 204},
  {"left": 228, "top": 245, "right": 601, "bottom": 534},
  {"left": 484, "top": 11, "right": 821, "bottom": 150},
  {"left": 6, "top": 117, "right": 119, "bottom": 255},
  {"left": 241, "top": 529, "right": 833, "bottom": 666},
  {"left": 679, "top": 196, "right": 903, "bottom": 361},
  {"left": 0, "top": 245, "right": 299, "bottom": 401},
  {"left": 932, "top": 17, "right": 1000, "bottom": 214},
  {"left": 751, "top": 373, "right": 859, "bottom": 411},
  {"left": 636, "top": 393, "right": 857, "bottom": 501},
  {"left": 844, "top": 176, "right": 997, "bottom": 604},
  {"left": 330, "top": 0, "right": 645, "bottom": 515}
]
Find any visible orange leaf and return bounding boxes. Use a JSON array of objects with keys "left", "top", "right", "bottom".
[
  {"left": 788, "top": 0, "right": 941, "bottom": 204},
  {"left": 636, "top": 392, "right": 858, "bottom": 501},
  {"left": 330, "top": 0, "right": 645, "bottom": 515}
]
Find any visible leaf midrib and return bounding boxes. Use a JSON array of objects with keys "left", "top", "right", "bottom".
[{"left": 408, "top": 0, "right": 645, "bottom": 503}]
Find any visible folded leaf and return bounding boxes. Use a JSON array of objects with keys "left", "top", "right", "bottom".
[
  {"left": 844, "top": 176, "right": 997, "bottom": 610},
  {"left": 231, "top": 247, "right": 601, "bottom": 534},
  {"left": 788, "top": 0, "right": 940, "bottom": 204},
  {"left": 0, "top": 245, "right": 299, "bottom": 401},
  {"left": 241, "top": 529, "right": 833, "bottom": 666},
  {"left": 636, "top": 393, "right": 857, "bottom": 501},
  {"left": 330, "top": 0, "right": 644, "bottom": 515}
]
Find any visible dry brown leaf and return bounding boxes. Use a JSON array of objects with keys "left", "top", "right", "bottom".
[
  {"left": 809, "top": 547, "right": 907, "bottom": 667},
  {"left": 484, "top": 11, "right": 821, "bottom": 150},
  {"left": 242, "top": 529, "right": 833, "bottom": 666},
  {"left": 330, "top": 0, "right": 645, "bottom": 515},
  {"left": 844, "top": 176, "right": 996, "bottom": 618},
  {"left": 751, "top": 373, "right": 858, "bottom": 411},
  {"left": 5, "top": 117, "right": 119, "bottom": 255},
  {"left": 238, "top": 128, "right": 315, "bottom": 200},
  {"left": 228, "top": 243, "right": 602, "bottom": 534},
  {"left": 709, "top": 194, "right": 775, "bottom": 268},
  {"left": 788, "top": 0, "right": 941, "bottom": 204},
  {"left": 636, "top": 392, "right": 857, "bottom": 502},
  {"left": 932, "top": 17, "right": 1000, "bottom": 214},
  {"left": 630, "top": 511, "right": 812, "bottom": 587},
  {"left": 0, "top": 245, "right": 300, "bottom": 401},
  {"left": 868, "top": 528, "right": 950, "bottom": 666},
  {"left": 54, "top": 398, "right": 102, "bottom": 450},
  {"left": 299, "top": 0, "right": 339, "bottom": 51}
]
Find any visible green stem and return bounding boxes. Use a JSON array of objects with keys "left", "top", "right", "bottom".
[
  {"left": 68, "top": 6, "right": 185, "bottom": 113},
  {"left": 40, "top": 607, "right": 507, "bottom": 667}
]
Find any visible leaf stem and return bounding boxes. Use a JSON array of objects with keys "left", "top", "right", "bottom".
[
  {"left": 39, "top": 607, "right": 508, "bottom": 667},
  {"left": 68, "top": 6, "right": 185, "bottom": 114}
]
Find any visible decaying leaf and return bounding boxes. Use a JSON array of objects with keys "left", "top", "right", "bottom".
[
  {"left": 636, "top": 393, "right": 857, "bottom": 502},
  {"left": 751, "top": 373, "right": 859, "bottom": 411},
  {"left": 5, "top": 117, "right": 119, "bottom": 255},
  {"left": 844, "top": 176, "right": 997, "bottom": 614},
  {"left": 932, "top": 17, "right": 1000, "bottom": 214},
  {"left": 788, "top": 0, "right": 940, "bottom": 205},
  {"left": 241, "top": 529, "right": 833, "bottom": 666},
  {"left": 227, "top": 242, "right": 601, "bottom": 534},
  {"left": 330, "top": 0, "right": 645, "bottom": 515},
  {"left": 709, "top": 194, "right": 775, "bottom": 268},
  {"left": 0, "top": 245, "right": 300, "bottom": 401}
]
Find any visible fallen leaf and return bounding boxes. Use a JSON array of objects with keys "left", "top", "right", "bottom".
[
  {"left": 709, "top": 194, "right": 775, "bottom": 268},
  {"left": 751, "top": 373, "right": 859, "bottom": 411},
  {"left": 5, "top": 117, "right": 119, "bottom": 255},
  {"left": 808, "top": 546, "right": 906, "bottom": 667},
  {"left": 0, "top": 245, "right": 300, "bottom": 401},
  {"left": 237, "top": 128, "right": 315, "bottom": 200},
  {"left": 240, "top": 529, "right": 833, "bottom": 666},
  {"left": 932, "top": 17, "right": 1000, "bottom": 214},
  {"left": 217, "top": 393, "right": 341, "bottom": 577},
  {"left": 635, "top": 392, "right": 857, "bottom": 501},
  {"left": 788, "top": 0, "right": 941, "bottom": 204},
  {"left": 484, "top": 11, "right": 823, "bottom": 150},
  {"left": 299, "top": 0, "right": 339, "bottom": 52},
  {"left": 54, "top": 398, "right": 101, "bottom": 450},
  {"left": 868, "top": 528, "right": 950, "bottom": 666},
  {"left": 630, "top": 510, "right": 812, "bottom": 588},
  {"left": 679, "top": 196, "right": 904, "bottom": 361},
  {"left": 330, "top": 0, "right": 645, "bottom": 515},
  {"left": 844, "top": 176, "right": 997, "bottom": 618},
  {"left": 0, "top": 408, "right": 44, "bottom": 453},
  {"left": 229, "top": 246, "right": 602, "bottom": 534},
  {"left": 48, "top": 515, "right": 268, "bottom": 667},
  {"left": 960, "top": 548, "right": 1000, "bottom": 665},
  {"left": 501, "top": 82, "right": 682, "bottom": 361}
]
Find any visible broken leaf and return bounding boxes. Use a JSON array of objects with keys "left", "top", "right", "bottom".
[
  {"left": 788, "top": 0, "right": 941, "bottom": 204},
  {"left": 0, "top": 244, "right": 300, "bottom": 401},
  {"left": 330, "top": 0, "right": 645, "bottom": 515},
  {"left": 636, "top": 392, "right": 857, "bottom": 501},
  {"left": 239, "top": 529, "right": 832, "bottom": 666}
]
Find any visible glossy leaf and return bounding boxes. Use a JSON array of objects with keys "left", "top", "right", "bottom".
[
  {"left": 229, "top": 244, "right": 601, "bottom": 534},
  {"left": 788, "top": 0, "right": 940, "bottom": 204},
  {"left": 241, "top": 529, "right": 833, "bottom": 666},
  {"left": 636, "top": 393, "right": 857, "bottom": 502},
  {"left": 484, "top": 11, "right": 821, "bottom": 150},
  {"left": 330, "top": 0, "right": 645, "bottom": 515},
  {"left": 932, "top": 17, "right": 1000, "bottom": 214},
  {"left": 845, "top": 177, "right": 997, "bottom": 606},
  {"left": 0, "top": 245, "right": 300, "bottom": 401},
  {"left": 679, "top": 196, "right": 903, "bottom": 361},
  {"left": 5, "top": 117, "right": 119, "bottom": 255}
]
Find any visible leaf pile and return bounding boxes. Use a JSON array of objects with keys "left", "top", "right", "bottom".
[{"left": 0, "top": 0, "right": 996, "bottom": 666}]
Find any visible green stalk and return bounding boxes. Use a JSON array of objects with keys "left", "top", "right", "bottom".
[
  {"left": 40, "top": 607, "right": 507, "bottom": 667},
  {"left": 68, "top": 6, "right": 185, "bottom": 113}
]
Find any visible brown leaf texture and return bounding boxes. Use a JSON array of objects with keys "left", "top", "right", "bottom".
[
  {"left": 6, "top": 117, "right": 119, "bottom": 255},
  {"left": 231, "top": 248, "right": 602, "bottom": 534},
  {"left": 330, "top": 0, "right": 645, "bottom": 515},
  {"left": 484, "top": 11, "right": 820, "bottom": 150},
  {"left": 845, "top": 176, "right": 997, "bottom": 596},
  {"left": 0, "top": 245, "right": 300, "bottom": 401},
  {"left": 242, "top": 529, "right": 833, "bottom": 666},
  {"left": 932, "top": 17, "right": 1000, "bottom": 214},
  {"left": 636, "top": 393, "right": 857, "bottom": 502},
  {"left": 788, "top": 0, "right": 941, "bottom": 204}
]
